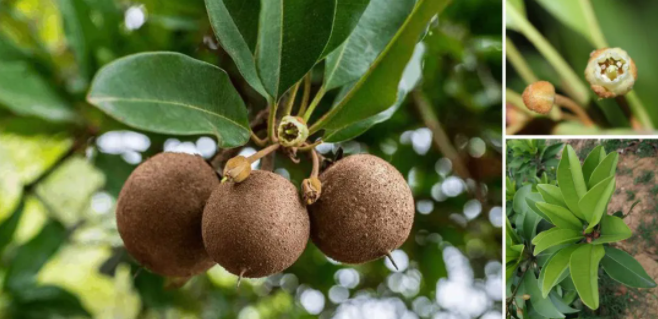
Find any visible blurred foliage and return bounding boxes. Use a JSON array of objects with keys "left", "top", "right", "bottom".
[
  {"left": 0, "top": 0, "right": 502, "bottom": 318},
  {"left": 506, "top": 0, "right": 658, "bottom": 135}
]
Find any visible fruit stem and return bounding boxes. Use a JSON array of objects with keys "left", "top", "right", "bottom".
[
  {"left": 237, "top": 269, "right": 246, "bottom": 287},
  {"left": 385, "top": 252, "right": 399, "bottom": 271},
  {"left": 303, "top": 85, "right": 326, "bottom": 122},
  {"left": 268, "top": 101, "right": 279, "bottom": 143},
  {"left": 250, "top": 131, "right": 268, "bottom": 147},
  {"left": 310, "top": 149, "right": 320, "bottom": 178},
  {"left": 247, "top": 144, "right": 280, "bottom": 163},
  {"left": 298, "top": 140, "right": 323, "bottom": 152},
  {"left": 555, "top": 94, "right": 595, "bottom": 127},
  {"left": 283, "top": 81, "right": 301, "bottom": 117},
  {"left": 297, "top": 73, "right": 312, "bottom": 116}
]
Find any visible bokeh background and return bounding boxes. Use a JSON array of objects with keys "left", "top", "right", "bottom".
[
  {"left": 506, "top": 0, "right": 658, "bottom": 135},
  {"left": 0, "top": 0, "right": 503, "bottom": 318}
]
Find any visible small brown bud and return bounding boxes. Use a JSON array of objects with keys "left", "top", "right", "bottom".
[
  {"left": 302, "top": 177, "right": 322, "bottom": 205},
  {"left": 522, "top": 81, "right": 555, "bottom": 115},
  {"left": 223, "top": 156, "right": 251, "bottom": 183}
]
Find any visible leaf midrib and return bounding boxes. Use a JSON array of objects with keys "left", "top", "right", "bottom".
[
  {"left": 606, "top": 252, "right": 652, "bottom": 284},
  {"left": 88, "top": 96, "right": 248, "bottom": 130}
]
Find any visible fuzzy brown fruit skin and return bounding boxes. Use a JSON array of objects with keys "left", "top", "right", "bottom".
[
  {"left": 202, "top": 170, "right": 309, "bottom": 278},
  {"left": 116, "top": 152, "right": 217, "bottom": 277},
  {"left": 308, "top": 154, "right": 414, "bottom": 264}
]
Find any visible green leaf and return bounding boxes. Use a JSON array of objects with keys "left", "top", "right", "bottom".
[
  {"left": 319, "top": 0, "right": 371, "bottom": 59},
  {"left": 592, "top": 215, "right": 631, "bottom": 244},
  {"left": 539, "top": 245, "right": 580, "bottom": 298},
  {"left": 578, "top": 175, "right": 615, "bottom": 231},
  {"left": 506, "top": 214, "right": 522, "bottom": 244},
  {"left": 537, "top": 184, "right": 568, "bottom": 209},
  {"left": 581, "top": 145, "right": 605, "bottom": 184},
  {"left": 257, "top": 0, "right": 334, "bottom": 98},
  {"left": 13, "top": 285, "right": 91, "bottom": 318},
  {"left": 526, "top": 193, "right": 551, "bottom": 221},
  {"left": 549, "top": 291, "right": 580, "bottom": 314},
  {"left": 532, "top": 228, "right": 583, "bottom": 256},
  {"left": 323, "top": 0, "right": 415, "bottom": 90},
  {"left": 505, "top": 0, "right": 526, "bottom": 32},
  {"left": 570, "top": 244, "right": 605, "bottom": 310},
  {"left": 513, "top": 185, "right": 532, "bottom": 215},
  {"left": 57, "top": 0, "right": 96, "bottom": 82},
  {"left": 601, "top": 246, "right": 657, "bottom": 288},
  {"left": 4, "top": 221, "right": 67, "bottom": 292},
  {"left": 0, "top": 61, "right": 77, "bottom": 122},
  {"left": 323, "top": 41, "right": 424, "bottom": 142},
  {"left": 87, "top": 52, "right": 250, "bottom": 148},
  {"left": 542, "top": 143, "right": 563, "bottom": 161},
  {"left": 0, "top": 198, "right": 25, "bottom": 254},
  {"left": 205, "top": 0, "right": 269, "bottom": 98},
  {"left": 312, "top": 0, "right": 450, "bottom": 134},
  {"left": 535, "top": 0, "right": 594, "bottom": 47},
  {"left": 536, "top": 202, "right": 583, "bottom": 231},
  {"left": 558, "top": 145, "right": 587, "bottom": 219},
  {"left": 588, "top": 152, "right": 619, "bottom": 189},
  {"left": 522, "top": 270, "right": 565, "bottom": 318}
]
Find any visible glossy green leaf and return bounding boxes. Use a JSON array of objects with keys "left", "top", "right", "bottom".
[
  {"left": 588, "top": 152, "right": 619, "bottom": 189},
  {"left": 506, "top": 214, "right": 522, "bottom": 244},
  {"left": 532, "top": 228, "right": 583, "bottom": 256},
  {"left": 257, "top": 0, "right": 334, "bottom": 98},
  {"left": 581, "top": 145, "right": 605, "bottom": 184},
  {"left": 205, "top": 0, "right": 268, "bottom": 98},
  {"left": 12, "top": 285, "right": 91, "bottom": 318},
  {"left": 539, "top": 245, "right": 580, "bottom": 298},
  {"left": 536, "top": 202, "right": 583, "bottom": 231},
  {"left": 537, "top": 184, "right": 568, "bottom": 209},
  {"left": 535, "top": 0, "right": 594, "bottom": 47},
  {"left": 601, "top": 246, "right": 657, "bottom": 288},
  {"left": 526, "top": 193, "right": 550, "bottom": 222},
  {"left": 537, "top": 244, "right": 570, "bottom": 267},
  {"left": 570, "top": 244, "right": 605, "bottom": 310},
  {"left": 87, "top": 52, "right": 250, "bottom": 148},
  {"left": 522, "top": 270, "right": 565, "bottom": 318},
  {"left": 320, "top": 0, "right": 371, "bottom": 59},
  {"left": 0, "top": 61, "right": 77, "bottom": 122},
  {"left": 558, "top": 145, "right": 586, "bottom": 219},
  {"left": 323, "top": 42, "right": 424, "bottom": 142},
  {"left": 542, "top": 143, "right": 564, "bottom": 161},
  {"left": 592, "top": 215, "right": 632, "bottom": 244},
  {"left": 513, "top": 185, "right": 532, "bottom": 215},
  {"left": 313, "top": 0, "right": 450, "bottom": 134},
  {"left": 323, "top": 0, "right": 414, "bottom": 90},
  {"left": 549, "top": 291, "right": 580, "bottom": 314},
  {"left": 579, "top": 175, "right": 615, "bottom": 231},
  {"left": 4, "top": 221, "right": 67, "bottom": 292},
  {"left": 505, "top": 0, "right": 526, "bottom": 32}
]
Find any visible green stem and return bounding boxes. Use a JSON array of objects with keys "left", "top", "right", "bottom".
[
  {"left": 506, "top": 3, "right": 590, "bottom": 107},
  {"left": 625, "top": 92, "right": 654, "bottom": 130},
  {"left": 579, "top": 0, "right": 608, "bottom": 49},
  {"left": 282, "top": 82, "right": 301, "bottom": 117},
  {"left": 268, "top": 101, "right": 279, "bottom": 142},
  {"left": 506, "top": 38, "right": 538, "bottom": 85},
  {"left": 303, "top": 85, "right": 326, "bottom": 123}
]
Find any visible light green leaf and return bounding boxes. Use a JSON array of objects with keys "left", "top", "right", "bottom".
[
  {"left": 320, "top": 0, "right": 371, "bottom": 59},
  {"left": 558, "top": 145, "right": 586, "bottom": 219},
  {"left": 513, "top": 185, "right": 532, "bottom": 215},
  {"left": 588, "top": 152, "right": 618, "bottom": 189},
  {"left": 311, "top": 0, "right": 450, "bottom": 134},
  {"left": 592, "top": 215, "right": 631, "bottom": 244},
  {"left": 537, "top": 184, "right": 568, "bottom": 209},
  {"left": 323, "top": 0, "right": 415, "bottom": 90},
  {"left": 570, "top": 244, "right": 605, "bottom": 310},
  {"left": 579, "top": 175, "right": 615, "bottom": 231},
  {"left": 506, "top": 214, "right": 522, "bottom": 244},
  {"left": 532, "top": 228, "right": 583, "bottom": 256},
  {"left": 257, "top": 0, "right": 334, "bottom": 98},
  {"left": 539, "top": 245, "right": 580, "bottom": 298},
  {"left": 536, "top": 202, "right": 583, "bottom": 231},
  {"left": 0, "top": 61, "right": 77, "bottom": 122},
  {"left": 549, "top": 291, "right": 580, "bottom": 314},
  {"left": 526, "top": 193, "right": 551, "bottom": 222},
  {"left": 35, "top": 157, "right": 105, "bottom": 227},
  {"left": 535, "top": 0, "right": 593, "bottom": 47},
  {"left": 205, "top": 0, "right": 269, "bottom": 98},
  {"left": 601, "top": 246, "right": 657, "bottom": 288},
  {"left": 581, "top": 145, "right": 605, "bottom": 184},
  {"left": 87, "top": 52, "right": 250, "bottom": 148},
  {"left": 505, "top": 0, "right": 526, "bottom": 32},
  {"left": 57, "top": 0, "right": 96, "bottom": 81},
  {"left": 522, "top": 270, "right": 565, "bottom": 318},
  {"left": 323, "top": 42, "right": 424, "bottom": 142}
]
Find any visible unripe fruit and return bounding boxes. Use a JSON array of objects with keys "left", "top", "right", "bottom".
[
  {"left": 116, "top": 152, "right": 217, "bottom": 277},
  {"left": 202, "top": 170, "right": 310, "bottom": 278},
  {"left": 308, "top": 154, "right": 414, "bottom": 264},
  {"left": 277, "top": 116, "right": 309, "bottom": 147}
]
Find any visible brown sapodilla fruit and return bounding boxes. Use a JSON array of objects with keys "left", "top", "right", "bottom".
[
  {"left": 308, "top": 154, "right": 414, "bottom": 264},
  {"left": 116, "top": 152, "right": 217, "bottom": 277},
  {"left": 202, "top": 170, "right": 309, "bottom": 278}
]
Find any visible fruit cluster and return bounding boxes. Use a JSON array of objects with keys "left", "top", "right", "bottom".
[{"left": 116, "top": 151, "right": 415, "bottom": 280}]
